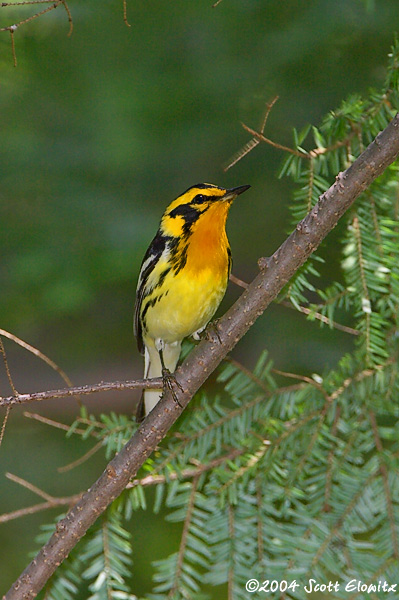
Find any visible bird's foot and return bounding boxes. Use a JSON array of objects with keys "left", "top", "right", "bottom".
[
  {"left": 192, "top": 319, "right": 223, "bottom": 345},
  {"left": 204, "top": 319, "right": 223, "bottom": 344},
  {"left": 162, "top": 367, "right": 184, "bottom": 407}
]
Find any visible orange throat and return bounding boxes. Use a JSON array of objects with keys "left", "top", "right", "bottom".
[{"left": 184, "top": 201, "right": 231, "bottom": 275}]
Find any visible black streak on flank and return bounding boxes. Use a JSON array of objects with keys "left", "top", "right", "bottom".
[
  {"left": 156, "top": 267, "right": 171, "bottom": 290},
  {"left": 173, "top": 245, "right": 188, "bottom": 276},
  {"left": 227, "top": 246, "right": 232, "bottom": 275},
  {"left": 140, "top": 293, "right": 164, "bottom": 332}
]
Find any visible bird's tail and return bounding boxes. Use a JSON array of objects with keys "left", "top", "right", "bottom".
[{"left": 136, "top": 340, "right": 181, "bottom": 422}]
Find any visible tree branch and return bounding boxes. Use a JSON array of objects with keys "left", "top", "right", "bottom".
[
  {"left": 0, "top": 377, "right": 163, "bottom": 408},
  {"left": 4, "top": 112, "right": 399, "bottom": 600}
]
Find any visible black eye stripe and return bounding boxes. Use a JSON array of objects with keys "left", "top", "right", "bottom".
[
  {"left": 191, "top": 193, "right": 222, "bottom": 204},
  {"left": 169, "top": 204, "right": 200, "bottom": 224}
]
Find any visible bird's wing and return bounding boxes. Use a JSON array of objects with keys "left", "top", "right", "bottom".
[{"left": 134, "top": 232, "right": 169, "bottom": 354}]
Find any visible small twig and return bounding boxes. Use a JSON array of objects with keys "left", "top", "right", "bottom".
[
  {"left": 10, "top": 27, "right": 16, "bottom": 65},
  {"left": 240, "top": 122, "right": 305, "bottom": 158},
  {"left": 310, "top": 466, "right": 380, "bottom": 569},
  {"left": 6, "top": 472, "right": 55, "bottom": 502},
  {"left": 229, "top": 273, "right": 248, "bottom": 289},
  {"left": 224, "top": 96, "right": 279, "bottom": 171},
  {"left": 0, "top": 337, "right": 16, "bottom": 447},
  {"left": 0, "top": 337, "right": 18, "bottom": 396},
  {"left": 323, "top": 404, "right": 341, "bottom": 511},
  {"left": 0, "top": 451, "right": 242, "bottom": 525},
  {"left": 285, "top": 400, "right": 330, "bottom": 490},
  {"left": 224, "top": 356, "right": 272, "bottom": 395},
  {"left": 58, "top": 440, "right": 104, "bottom": 473},
  {"left": 0, "top": 377, "right": 163, "bottom": 408},
  {"left": 0, "top": 406, "right": 11, "bottom": 448},
  {"left": 60, "top": 0, "right": 72, "bottom": 35},
  {"left": 307, "top": 157, "right": 314, "bottom": 212},
  {"left": 255, "top": 475, "right": 263, "bottom": 562},
  {"left": 101, "top": 518, "right": 112, "bottom": 599},
  {"left": 230, "top": 275, "right": 358, "bottom": 336},
  {"left": 169, "top": 477, "right": 199, "bottom": 598},
  {"left": 233, "top": 115, "right": 352, "bottom": 168},
  {"left": 0, "top": 494, "right": 82, "bottom": 524},
  {"left": 218, "top": 439, "right": 270, "bottom": 493},
  {"left": 353, "top": 214, "right": 371, "bottom": 359},
  {"left": 212, "top": 0, "right": 224, "bottom": 6},
  {"left": 2, "top": 1, "right": 57, "bottom": 5},
  {"left": 227, "top": 504, "right": 235, "bottom": 600},
  {"left": 272, "top": 367, "right": 329, "bottom": 401},
  {"left": 23, "top": 411, "right": 86, "bottom": 434},
  {"left": 122, "top": 0, "right": 130, "bottom": 26},
  {"left": 128, "top": 448, "right": 243, "bottom": 489},
  {"left": 327, "top": 364, "right": 384, "bottom": 402},
  {"left": 2, "top": 1, "right": 61, "bottom": 29},
  {"left": 0, "top": 328, "right": 74, "bottom": 390},
  {"left": 279, "top": 299, "right": 359, "bottom": 336},
  {"left": 1, "top": 0, "right": 73, "bottom": 64}
]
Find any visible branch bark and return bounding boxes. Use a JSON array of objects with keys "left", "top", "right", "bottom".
[
  {"left": 0, "top": 377, "right": 163, "bottom": 408},
  {"left": 4, "top": 112, "right": 399, "bottom": 600}
]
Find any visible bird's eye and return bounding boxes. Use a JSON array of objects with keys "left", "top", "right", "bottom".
[{"left": 194, "top": 194, "right": 207, "bottom": 204}]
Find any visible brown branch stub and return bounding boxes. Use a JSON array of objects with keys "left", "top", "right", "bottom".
[
  {"left": 5, "top": 113, "right": 399, "bottom": 600},
  {"left": 229, "top": 273, "right": 248, "bottom": 289}
]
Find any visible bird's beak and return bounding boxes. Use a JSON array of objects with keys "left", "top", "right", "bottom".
[{"left": 223, "top": 184, "right": 251, "bottom": 201}]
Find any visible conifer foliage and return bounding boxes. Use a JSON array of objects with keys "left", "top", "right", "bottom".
[{"left": 14, "top": 40, "right": 399, "bottom": 600}]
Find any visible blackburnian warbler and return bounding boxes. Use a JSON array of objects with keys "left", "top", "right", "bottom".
[{"left": 134, "top": 182, "right": 250, "bottom": 421}]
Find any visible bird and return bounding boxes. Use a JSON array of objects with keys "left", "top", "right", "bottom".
[{"left": 134, "top": 182, "right": 250, "bottom": 421}]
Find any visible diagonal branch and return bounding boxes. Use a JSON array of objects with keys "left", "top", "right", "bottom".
[{"left": 4, "top": 112, "right": 399, "bottom": 600}]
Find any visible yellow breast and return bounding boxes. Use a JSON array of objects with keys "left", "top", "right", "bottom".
[{"left": 143, "top": 202, "right": 231, "bottom": 344}]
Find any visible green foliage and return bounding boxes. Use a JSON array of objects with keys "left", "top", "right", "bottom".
[
  {"left": 34, "top": 39, "right": 399, "bottom": 600},
  {"left": 37, "top": 511, "right": 136, "bottom": 600}
]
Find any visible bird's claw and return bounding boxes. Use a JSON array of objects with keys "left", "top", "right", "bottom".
[
  {"left": 203, "top": 319, "right": 223, "bottom": 344},
  {"left": 162, "top": 367, "right": 184, "bottom": 407}
]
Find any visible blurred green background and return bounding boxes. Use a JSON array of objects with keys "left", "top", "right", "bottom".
[{"left": 1, "top": 0, "right": 399, "bottom": 595}]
